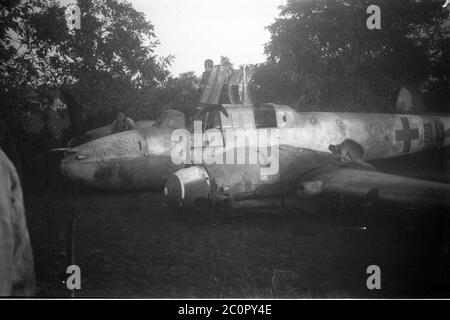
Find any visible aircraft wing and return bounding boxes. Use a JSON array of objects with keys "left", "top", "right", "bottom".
[
  {"left": 295, "top": 165, "right": 450, "bottom": 209},
  {"left": 230, "top": 145, "right": 449, "bottom": 209}
]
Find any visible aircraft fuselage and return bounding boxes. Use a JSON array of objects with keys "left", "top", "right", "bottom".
[{"left": 61, "top": 103, "right": 450, "bottom": 192}]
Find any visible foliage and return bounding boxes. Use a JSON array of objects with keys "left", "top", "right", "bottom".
[
  {"left": 0, "top": 0, "right": 45, "bottom": 146},
  {"left": 159, "top": 71, "right": 200, "bottom": 119},
  {"left": 0, "top": 0, "right": 181, "bottom": 155},
  {"left": 0, "top": 0, "right": 41, "bottom": 89},
  {"left": 254, "top": 0, "right": 450, "bottom": 112},
  {"left": 22, "top": 0, "right": 172, "bottom": 118},
  {"left": 220, "top": 56, "right": 234, "bottom": 69}
]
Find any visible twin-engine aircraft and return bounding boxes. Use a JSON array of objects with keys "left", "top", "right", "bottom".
[
  {"left": 163, "top": 103, "right": 450, "bottom": 211},
  {"left": 61, "top": 101, "right": 450, "bottom": 210},
  {"left": 59, "top": 64, "right": 450, "bottom": 211}
]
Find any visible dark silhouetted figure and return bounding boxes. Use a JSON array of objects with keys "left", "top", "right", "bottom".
[
  {"left": 0, "top": 148, "right": 35, "bottom": 296},
  {"left": 111, "top": 112, "right": 135, "bottom": 134},
  {"left": 61, "top": 89, "right": 88, "bottom": 147},
  {"left": 44, "top": 90, "right": 66, "bottom": 187}
]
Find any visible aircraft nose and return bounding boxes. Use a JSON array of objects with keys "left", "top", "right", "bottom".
[
  {"left": 60, "top": 148, "right": 99, "bottom": 184},
  {"left": 164, "top": 166, "right": 211, "bottom": 208},
  {"left": 60, "top": 157, "right": 75, "bottom": 181}
]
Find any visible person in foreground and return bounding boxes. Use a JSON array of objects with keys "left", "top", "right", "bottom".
[{"left": 0, "top": 148, "right": 35, "bottom": 296}]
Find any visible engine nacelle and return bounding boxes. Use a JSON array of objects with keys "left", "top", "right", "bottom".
[{"left": 164, "top": 166, "right": 211, "bottom": 208}]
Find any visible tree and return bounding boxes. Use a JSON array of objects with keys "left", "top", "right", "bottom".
[
  {"left": 23, "top": 0, "right": 172, "bottom": 119},
  {"left": 220, "top": 56, "right": 233, "bottom": 69},
  {"left": 255, "top": 0, "right": 450, "bottom": 112},
  {"left": 160, "top": 71, "right": 200, "bottom": 117},
  {"left": 0, "top": 0, "right": 45, "bottom": 142},
  {"left": 0, "top": 0, "right": 175, "bottom": 156},
  {"left": 0, "top": 0, "right": 41, "bottom": 89}
]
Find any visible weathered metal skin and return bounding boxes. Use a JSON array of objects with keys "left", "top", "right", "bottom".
[
  {"left": 62, "top": 103, "right": 450, "bottom": 196},
  {"left": 169, "top": 142, "right": 450, "bottom": 209},
  {"left": 220, "top": 104, "right": 450, "bottom": 161},
  {"left": 165, "top": 104, "right": 450, "bottom": 208},
  {"left": 280, "top": 111, "right": 449, "bottom": 160},
  {"left": 61, "top": 127, "right": 183, "bottom": 190},
  {"left": 202, "top": 146, "right": 340, "bottom": 204},
  {"left": 164, "top": 144, "right": 337, "bottom": 207}
]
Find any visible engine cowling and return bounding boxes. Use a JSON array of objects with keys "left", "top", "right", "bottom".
[{"left": 164, "top": 166, "right": 211, "bottom": 208}]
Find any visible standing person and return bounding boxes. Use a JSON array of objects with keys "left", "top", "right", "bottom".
[
  {"left": 44, "top": 89, "right": 66, "bottom": 187},
  {"left": 0, "top": 148, "right": 35, "bottom": 296},
  {"left": 199, "top": 59, "right": 214, "bottom": 95},
  {"left": 110, "top": 112, "right": 135, "bottom": 134},
  {"left": 44, "top": 89, "right": 65, "bottom": 147},
  {"left": 61, "top": 89, "right": 88, "bottom": 147}
]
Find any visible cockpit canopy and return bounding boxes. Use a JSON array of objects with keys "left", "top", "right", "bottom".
[{"left": 191, "top": 103, "right": 297, "bottom": 132}]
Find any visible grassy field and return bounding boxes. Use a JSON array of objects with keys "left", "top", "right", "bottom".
[{"left": 23, "top": 154, "right": 450, "bottom": 298}]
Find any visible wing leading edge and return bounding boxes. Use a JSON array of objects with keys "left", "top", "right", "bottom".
[{"left": 297, "top": 166, "right": 450, "bottom": 209}]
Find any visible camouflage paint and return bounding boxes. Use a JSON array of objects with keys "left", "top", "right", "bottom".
[
  {"left": 219, "top": 104, "right": 450, "bottom": 161},
  {"left": 61, "top": 127, "right": 183, "bottom": 190},
  {"left": 167, "top": 104, "right": 450, "bottom": 207},
  {"left": 63, "top": 103, "right": 450, "bottom": 193}
]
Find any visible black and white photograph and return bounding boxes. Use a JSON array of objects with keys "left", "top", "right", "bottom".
[{"left": 1, "top": 0, "right": 450, "bottom": 302}]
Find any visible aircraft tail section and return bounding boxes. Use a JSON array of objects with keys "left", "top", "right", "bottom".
[{"left": 395, "top": 86, "right": 425, "bottom": 114}]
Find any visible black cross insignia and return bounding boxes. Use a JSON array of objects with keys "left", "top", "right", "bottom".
[{"left": 395, "top": 117, "right": 419, "bottom": 153}]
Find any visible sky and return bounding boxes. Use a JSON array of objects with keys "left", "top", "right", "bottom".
[{"left": 130, "top": 0, "right": 285, "bottom": 77}]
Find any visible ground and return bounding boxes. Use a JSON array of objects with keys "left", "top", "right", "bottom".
[{"left": 23, "top": 152, "right": 450, "bottom": 298}]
